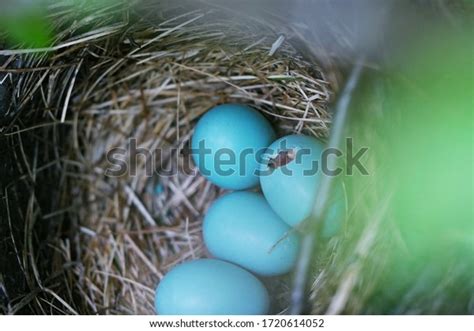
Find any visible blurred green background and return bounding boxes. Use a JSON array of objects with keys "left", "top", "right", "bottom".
[
  {"left": 346, "top": 25, "right": 473, "bottom": 312},
  {"left": 0, "top": 0, "right": 119, "bottom": 48}
]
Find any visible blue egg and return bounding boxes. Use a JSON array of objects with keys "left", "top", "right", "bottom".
[
  {"left": 320, "top": 184, "right": 347, "bottom": 238},
  {"left": 154, "top": 182, "right": 164, "bottom": 195},
  {"left": 191, "top": 104, "right": 276, "bottom": 190},
  {"left": 155, "top": 259, "right": 269, "bottom": 315},
  {"left": 259, "top": 134, "right": 347, "bottom": 236},
  {"left": 203, "top": 191, "right": 300, "bottom": 276}
]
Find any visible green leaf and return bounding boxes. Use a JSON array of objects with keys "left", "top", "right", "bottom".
[{"left": 1, "top": 11, "right": 52, "bottom": 48}]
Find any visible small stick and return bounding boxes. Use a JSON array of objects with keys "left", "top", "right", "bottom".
[{"left": 289, "top": 57, "right": 365, "bottom": 315}]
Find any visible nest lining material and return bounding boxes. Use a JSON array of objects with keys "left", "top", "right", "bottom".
[
  {"left": 72, "top": 20, "right": 335, "bottom": 315},
  {"left": 2, "top": 8, "right": 338, "bottom": 314}
]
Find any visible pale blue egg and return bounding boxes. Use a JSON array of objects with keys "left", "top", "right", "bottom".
[
  {"left": 259, "top": 134, "right": 346, "bottom": 237},
  {"left": 203, "top": 191, "right": 300, "bottom": 276},
  {"left": 191, "top": 104, "right": 276, "bottom": 190},
  {"left": 320, "top": 184, "right": 347, "bottom": 238},
  {"left": 155, "top": 259, "right": 269, "bottom": 315},
  {"left": 154, "top": 182, "right": 164, "bottom": 195}
]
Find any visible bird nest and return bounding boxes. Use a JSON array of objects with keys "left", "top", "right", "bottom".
[{"left": 3, "top": 1, "right": 399, "bottom": 315}]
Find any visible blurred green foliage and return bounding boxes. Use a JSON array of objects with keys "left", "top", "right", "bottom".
[
  {"left": 388, "top": 31, "right": 473, "bottom": 260},
  {"left": 0, "top": 0, "right": 119, "bottom": 48},
  {"left": 349, "top": 24, "right": 473, "bottom": 312},
  {"left": 1, "top": 12, "right": 52, "bottom": 48}
]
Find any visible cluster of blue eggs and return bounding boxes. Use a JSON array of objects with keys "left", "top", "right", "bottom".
[{"left": 155, "top": 104, "right": 346, "bottom": 315}]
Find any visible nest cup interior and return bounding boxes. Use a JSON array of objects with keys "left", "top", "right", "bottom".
[
  {"left": 73, "top": 15, "right": 336, "bottom": 314},
  {"left": 1, "top": 3, "right": 343, "bottom": 315}
]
